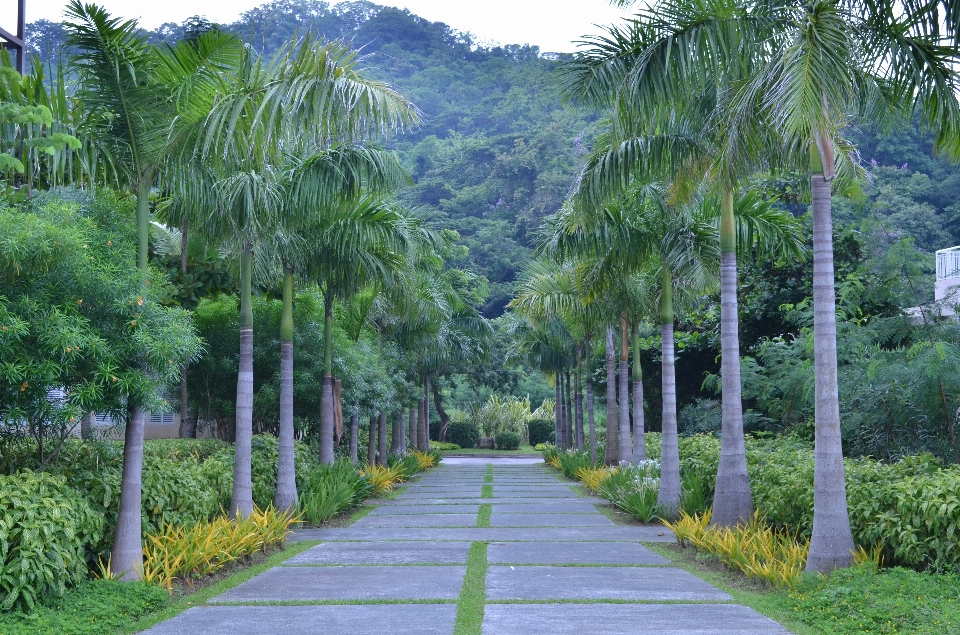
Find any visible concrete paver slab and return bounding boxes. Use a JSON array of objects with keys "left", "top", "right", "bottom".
[
  {"left": 286, "top": 541, "right": 471, "bottom": 565},
  {"left": 211, "top": 566, "right": 466, "bottom": 602},
  {"left": 370, "top": 504, "right": 480, "bottom": 515},
  {"left": 482, "top": 604, "right": 792, "bottom": 634},
  {"left": 486, "top": 566, "right": 731, "bottom": 601},
  {"left": 291, "top": 526, "right": 675, "bottom": 542},
  {"left": 488, "top": 541, "right": 670, "bottom": 565},
  {"left": 488, "top": 502, "right": 599, "bottom": 513},
  {"left": 140, "top": 605, "right": 457, "bottom": 635},
  {"left": 489, "top": 513, "right": 613, "bottom": 527},
  {"left": 351, "top": 513, "right": 477, "bottom": 528}
]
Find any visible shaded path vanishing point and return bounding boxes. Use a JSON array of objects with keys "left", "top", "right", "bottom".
[{"left": 140, "top": 457, "right": 792, "bottom": 634}]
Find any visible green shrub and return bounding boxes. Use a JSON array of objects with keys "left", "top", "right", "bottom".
[
  {"left": 556, "top": 450, "right": 592, "bottom": 479},
  {"left": 0, "top": 472, "right": 104, "bottom": 612},
  {"left": 494, "top": 431, "right": 521, "bottom": 450},
  {"left": 388, "top": 453, "right": 421, "bottom": 480},
  {"left": 299, "top": 459, "right": 372, "bottom": 525},
  {"left": 430, "top": 441, "right": 461, "bottom": 450},
  {"left": 447, "top": 422, "right": 479, "bottom": 449},
  {"left": 527, "top": 418, "right": 554, "bottom": 446}
]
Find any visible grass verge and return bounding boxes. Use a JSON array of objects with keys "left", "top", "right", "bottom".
[{"left": 454, "top": 542, "right": 488, "bottom": 635}]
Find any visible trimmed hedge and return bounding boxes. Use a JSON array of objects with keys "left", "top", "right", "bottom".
[
  {"left": 527, "top": 418, "right": 554, "bottom": 447},
  {"left": 447, "top": 422, "right": 480, "bottom": 449},
  {"left": 494, "top": 431, "right": 521, "bottom": 450}
]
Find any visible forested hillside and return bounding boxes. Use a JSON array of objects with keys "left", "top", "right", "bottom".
[
  {"left": 23, "top": 0, "right": 960, "bottom": 427},
  {"left": 28, "top": 0, "right": 599, "bottom": 316},
  {"left": 26, "top": 0, "right": 960, "bottom": 317}
]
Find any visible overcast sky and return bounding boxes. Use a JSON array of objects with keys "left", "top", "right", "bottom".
[{"left": 19, "top": 0, "right": 634, "bottom": 52}]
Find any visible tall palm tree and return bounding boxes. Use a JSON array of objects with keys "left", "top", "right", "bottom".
[
  {"left": 562, "top": 5, "right": 808, "bottom": 525},
  {"left": 551, "top": 182, "right": 720, "bottom": 513},
  {"left": 588, "top": 0, "right": 960, "bottom": 565},
  {"left": 64, "top": 3, "right": 242, "bottom": 579}
]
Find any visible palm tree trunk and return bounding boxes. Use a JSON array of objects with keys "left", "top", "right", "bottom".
[
  {"left": 231, "top": 240, "right": 255, "bottom": 519},
  {"left": 319, "top": 290, "right": 335, "bottom": 465},
  {"left": 574, "top": 366, "right": 584, "bottom": 451},
  {"left": 408, "top": 406, "right": 417, "bottom": 452},
  {"left": 391, "top": 411, "right": 404, "bottom": 454},
  {"left": 556, "top": 376, "right": 566, "bottom": 449},
  {"left": 657, "top": 267, "right": 681, "bottom": 515},
  {"left": 275, "top": 266, "right": 297, "bottom": 512},
  {"left": 112, "top": 175, "right": 154, "bottom": 579},
  {"left": 423, "top": 376, "right": 431, "bottom": 451},
  {"left": 565, "top": 372, "right": 574, "bottom": 450},
  {"left": 619, "top": 318, "right": 631, "bottom": 463},
  {"left": 713, "top": 187, "right": 754, "bottom": 527},
  {"left": 349, "top": 412, "right": 359, "bottom": 463},
  {"left": 417, "top": 397, "right": 427, "bottom": 451},
  {"left": 178, "top": 224, "right": 195, "bottom": 439},
  {"left": 432, "top": 381, "right": 450, "bottom": 442},
  {"left": 110, "top": 403, "right": 145, "bottom": 580},
  {"left": 367, "top": 416, "right": 377, "bottom": 466},
  {"left": 631, "top": 324, "right": 645, "bottom": 462},
  {"left": 605, "top": 326, "right": 619, "bottom": 465},
  {"left": 377, "top": 412, "right": 388, "bottom": 466},
  {"left": 554, "top": 379, "right": 562, "bottom": 448},
  {"left": 587, "top": 375, "right": 596, "bottom": 465},
  {"left": 807, "top": 144, "right": 855, "bottom": 572}
]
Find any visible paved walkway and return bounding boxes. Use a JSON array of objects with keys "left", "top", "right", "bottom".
[{"left": 141, "top": 458, "right": 792, "bottom": 634}]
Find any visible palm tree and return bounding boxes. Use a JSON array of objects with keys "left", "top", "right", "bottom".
[
  {"left": 551, "top": 182, "right": 720, "bottom": 513},
  {"left": 585, "top": 0, "right": 960, "bottom": 565},
  {"left": 64, "top": 3, "right": 242, "bottom": 579},
  {"left": 563, "top": 5, "right": 809, "bottom": 525},
  {"left": 302, "top": 195, "right": 426, "bottom": 463}
]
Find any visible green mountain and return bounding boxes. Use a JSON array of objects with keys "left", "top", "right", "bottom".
[{"left": 26, "top": 0, "right": 960, "bottom": 318}]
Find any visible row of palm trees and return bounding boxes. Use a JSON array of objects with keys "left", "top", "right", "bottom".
[
  {"left": 512, "top": 0, "right": 960, "bottom": 573},
  {"left": 51, "top": 3, "right": 488, "bottom": 580}
]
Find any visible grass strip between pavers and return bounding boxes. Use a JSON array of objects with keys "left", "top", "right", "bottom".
[
  {"left": 481, "top": 484, "right": 493, "bottom": 498},
  {"left": 453, "top": 542, "right": 488, "bottom": 635},
  {"left": 477, "top": 504, "right": 492, "bottom": 528},
  {"left": 127, "top": 539, "right": 320, "bottom": 634},
  {"left": 484, "top": 464, "right": 494, "bottom": 483}
]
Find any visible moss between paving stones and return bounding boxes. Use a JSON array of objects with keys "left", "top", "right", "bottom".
[
  {"left": 453, "top": 542, "right": 488, "bottom": 635},
  {"left": 477, "top": 504, "right": 492, "bottom": 528}
]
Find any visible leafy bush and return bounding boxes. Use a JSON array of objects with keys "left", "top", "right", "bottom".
[
  {"left": 299, "top": 459, "right": 371, "bottom": 525},
  {"left": 411, "top": 449, "right": 441, "bottom": 470},
  {"left": 527, "top": 418, "right": 554, "bottom": 446},
  {"left": 665, "top": 510, "right": 809, "bottom": 590},
  {"left": 0, "top": 472, "right": 104, "bottom": 611},
  {"left": 140, "top": 507, "right": 297, "bottom": 590},
  {"left": 556, "top": 449, "right": 592, "bottom": 479},
  {"left": 388, "top": 453, "right": 421, "bottom": 480},
  {"left": 595, "top": 460, "right": 662, "bottom": 522},
  {"left": 494, "top": 431, "right": 521, "bottom": 450},
  {"left": 360, "top": 465, "right": 404, "bottom": 497},
  {"left": 469, "top": 395, "right": 530, "bottom": 437},
  {"left": 447, "top": 422, "right": 479, "bottom": 449},
  {"left": 430, "top": 441, "right": 460, "bottom": 450}
]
